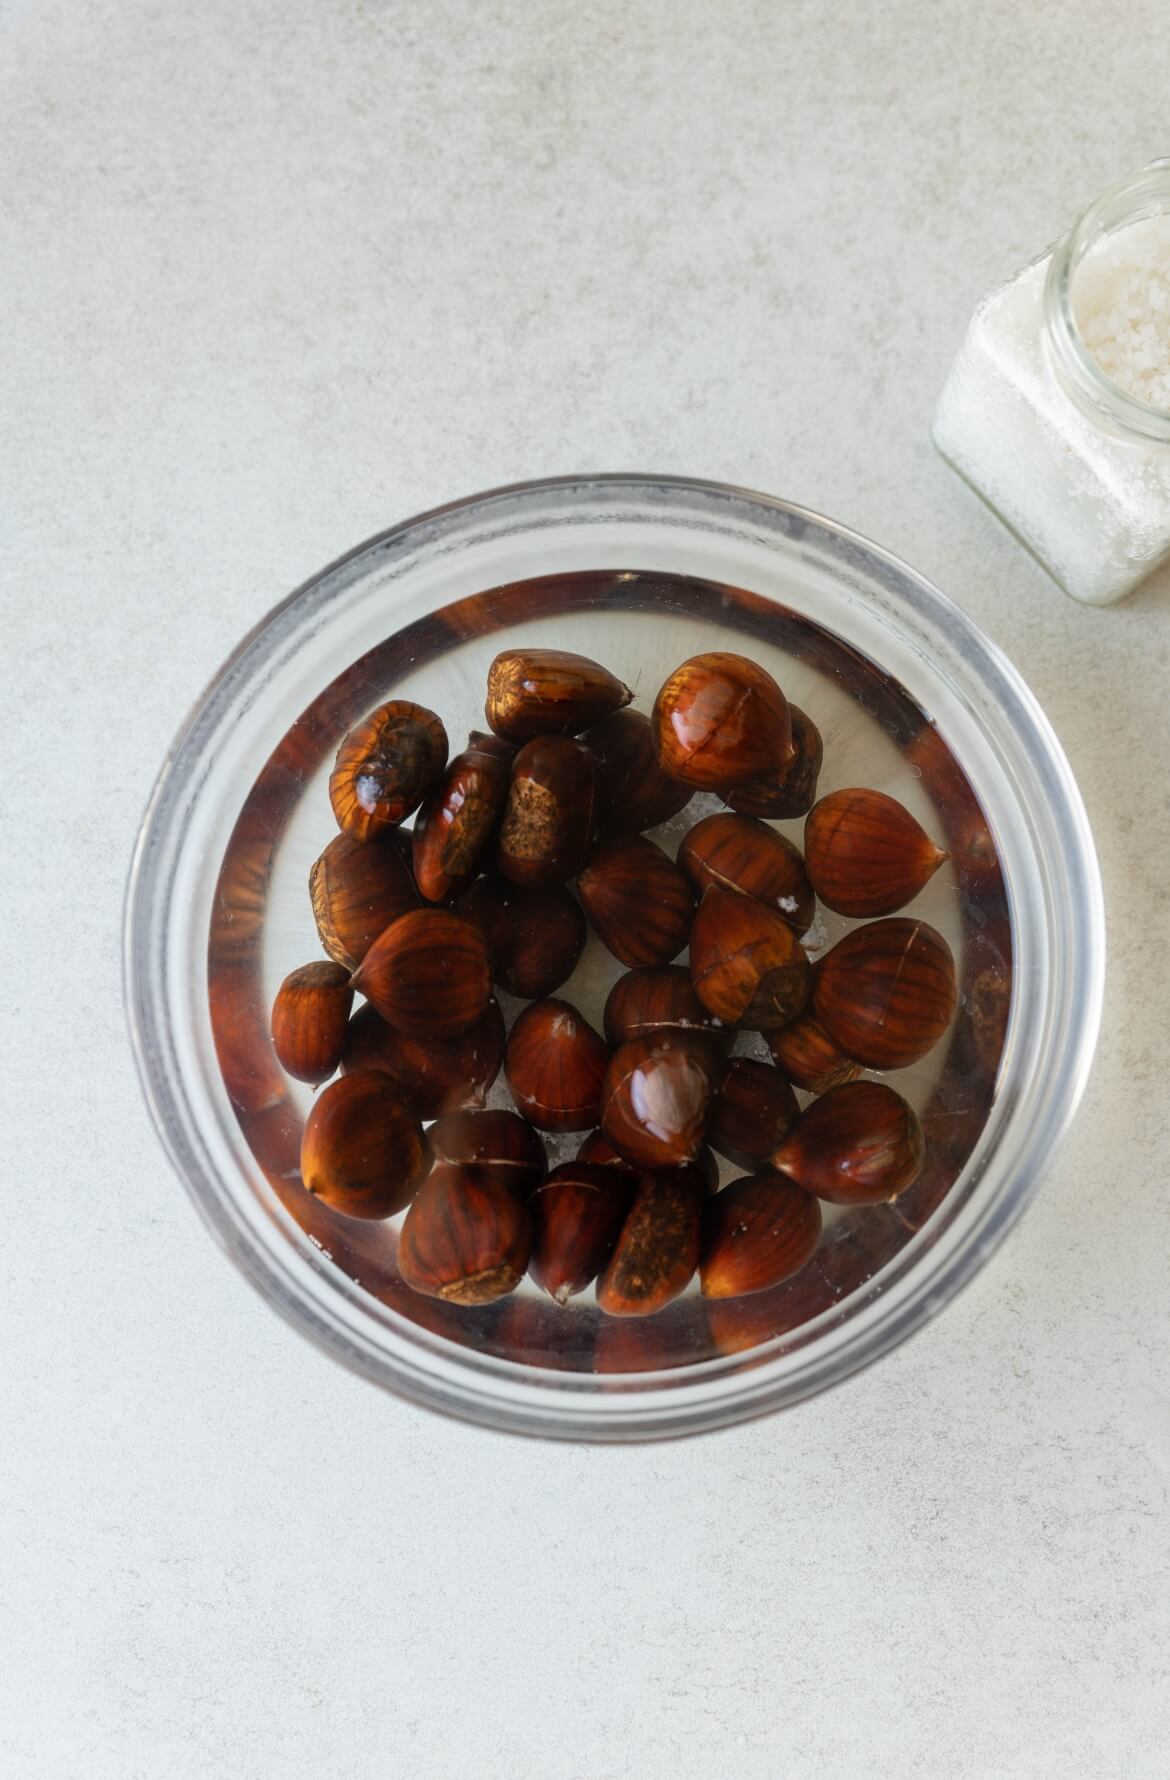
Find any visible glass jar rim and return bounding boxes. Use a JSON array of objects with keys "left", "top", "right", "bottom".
[
  {"left": 1044, "top": 160, "right": 1170, "bottom": 443},
  {"left": 123, "top": 475, "right": 1105, "bottom": 1440}
]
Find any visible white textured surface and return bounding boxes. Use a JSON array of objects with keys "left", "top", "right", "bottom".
[{"left": 3, "top": 3, "right": 1170, "bottom": 1775}]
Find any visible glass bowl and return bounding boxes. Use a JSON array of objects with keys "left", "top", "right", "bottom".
[{"left": 124, "top": 475, "right": 1103, "bottom": 1441}]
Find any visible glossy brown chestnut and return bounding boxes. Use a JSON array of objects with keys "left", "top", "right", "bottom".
[
  {"left": 398, "top": 1167, "right": 531, "bottom": 1305},
  {"left": 771, "top": 1080, "right": 925, "bottom": 1203},
  {"left": 485, "top": 648, "right": 632, "bottom": 741},
  {"left": 725, "top": 705, "right": 824, "bottom": 819},
  {"left": 299, "top": 1069, "right": 430, "bottom": 1219},
  {"left": 707, "top": 1057, "right": 799, "bottom": 1172},
  {"left": 804, "top": 788, "right": 948, "bottom": 917},
  {"left": 504, "top": 998, "right": 609, "bottom": 1132},
  {"left": 814, "top": 918, "right": 957, "bottom": 1068},
  {"left": 600, "top": 1032, "right": 719, "bottom": 1170},
  {"left": 575, "top": 1130, "right": 641, "bottom": 1174},
  {"left": 328, "top": 701, "right": 448, "bottom": 840},
  {"left": 270, "top": 961, "right": 354, "bottom": 1084},
  {"left": 767, "top": 1011, "right": 863, "bottom": 1094},
  {"left": 602, "top": 965, "right": 727, "bottom": 1048},
  {"left": 427, "top": 1109, "right": 547, "bottom": 1199},
  {"left": 577, "top": 835, "right": 695, "bottom": 968},
  {"left": 583, "top": 708, "right": 693, "bottom": 835},
  {"left": 496, "top": 735, "right": 596, "bottom": 887},
  {"left": 528, "top": 1162, "right": 637, "bottom": 1303},
  {"left": 651, "top": 652, "right": 793, "bottom": 789},
  {"left": 341, "top": 999, "right": 505, "bottom": 1117},
  {"left": 351, "top": 908, "right": 491, "bottom": 1038},
  {"left": 309, "top": 831, "right": 420, "bottom": 971},
  {"left": 678, "top": 811, "right": 815, "bottom": 934},
  {"left": 411, "top": 734, "right": 513, "bottom": 903},
  {"left": 457, "top": 876, "right": 587, "bottom": 999},
  {"left": 690, "top": 885, "right": 812, "bottom": 1031},
  {"left": 596, "top": 1167, "right": 705, "bottom": 1316},
  {"left": 699, "top": 1169, "right": 822, "bottom": 1299}
]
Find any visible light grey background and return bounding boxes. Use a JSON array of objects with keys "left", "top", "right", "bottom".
[{"left": 3, "top": 3, "right": 1169, "bottom": 1775}]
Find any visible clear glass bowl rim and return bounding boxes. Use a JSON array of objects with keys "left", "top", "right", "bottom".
[{"left": 124, "top": 473, "right": 1105, "bottom": 1442}]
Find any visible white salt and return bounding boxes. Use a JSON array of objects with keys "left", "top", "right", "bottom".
[{"left": 1073, "top": 215, "right": 1170, "bottom": 410}]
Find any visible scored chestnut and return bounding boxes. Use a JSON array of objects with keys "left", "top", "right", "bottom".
[
  {"left": 804, "top": 788, "right": 948, "bottom": 917},
  {"left": 351, "top": 908, "right": 491, "bottom": 1038},
  {"left": 496, "top": 735, "right": 596, "bottom": 887},
  {"left": 485, "top": 648, "right": 632, "bottom": 741},
  {"left": 814, "top": 917, "right": 957, "bottom": 1068},
  {"left": 309, "top": 831, "right": 420, "bottom": 971},
  {"left": 596, "top": 1166, "right": 706, "bottom": 1317},
  {"left": 528, "top": 1162, "right": 636, "bottom": 1303},
  {"left": 600, "top": 1032, "right": 719, "bottom": 1170},
  {"left": 398, "top": 1166, "right": 532, "bottom": 1305},
  {"left": 725, "top": 705, "right": 824, "bottom": 819},
  {"left": 270, "top": 961, "right": 354, "bottom": 1085},
  {"left": 767, "top": 1010, "right": 862, "bottom": 1094},
  {"left": 341, "top": 999, "right": 505, "bottom": 1117},
  {"left": 771, "top": 1080, "right": 924, "bottom": 1204},
  {"left": 457, "top": 875, "right": 587, "bottom": 999},
  {"left": 578, "top": 835, "right": 695, "bottom": 968},
  {"left": 505, "top": 997, "right": 609, "bottom": 1132},
  {"left": 300, "top": 1069, "right": 430, "bottom": 1219},
  {"left": 603, "top": 965, "right": 727, "bottom": 1048},
  {"left": 707, "top": 1057, "right": 799, "bottom": 1172},
  {"left": 411, "top": 732, "right": 513, "bottom": 903},
  {"left": 690, "top": 885, "right": 812, "bottom": 1031},
  {"left": 583, "top": 708, "right": 693, "bottom": 835},
  {"left": 699, "top": 1169, "right": 822, "bottom": 1299},
  {"left": 427, "top": 1109, "right": 547, "bottom": 1199},
  {"left": 329, "top": 701, "right": 448, "bottom": 841},
  {"left": 678, "top": 811, "right": 815, "bottom": 934},
  {"left": 651, "top": 652, "right": 793, "bottom": 789}
]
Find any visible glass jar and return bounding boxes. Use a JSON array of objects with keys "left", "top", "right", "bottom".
[
  {"left": 934, "top": 162, "right": 1170, "bottom": 606},
  {"left": 124, "top": 476, "right": 1104, "bottom": 1441}
]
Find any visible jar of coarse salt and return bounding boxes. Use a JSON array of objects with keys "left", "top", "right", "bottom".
[{"left": 934, "top": 161, "right": 1170, "bottom": 605}]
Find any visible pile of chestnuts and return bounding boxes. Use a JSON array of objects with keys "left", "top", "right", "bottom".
[{"left": 270, "top": 646, "right": 956, "bottom": 1318}]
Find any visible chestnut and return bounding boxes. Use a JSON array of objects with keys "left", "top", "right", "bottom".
[
  {"left": 596, "top": 1166, "right": 706, "bottom": 1317},
  {"left": 725, "top": 705, "right": 824, "bottom": 819},
  {"left": 603, "top": 965, "right": 727, "bottom": 1048},
  {"left": 600, "top": 1032, "right": 719, "bottom": 1170},
  {"left": 528, "top": 1162, "right": 636, "bottom": 1303},
  {"left": 300, "top": 1070, "right": 430, "bottom": 1219},
  {"left": 707, "top": 1057, "right": 799, "bottom": 1172},
  {"left": 700, "top": 1169, "right": 822, "bottom": 1299},
  {"left": 814, "top": 918, "right": 957, "bottom": 1068},
  {"left": 427, "top": 1109, "right": 547, "bottom": 1199},
  {"left": 583, "top": 707, "right": 693, "bottom": 835},
  {"left": 678, "top": 811, "right": 815, "bottom": 934},
  {"left": 341, "top": 998, "right": 505, "bottom": 1117},
  {"left": 651, "top": 652, "right": 793, "bottom": 789},
  {"left": 309, "top": 830, "right": 420, "bottom": 971},
  {"left": 767, "top": 1010, "right": 862, "bottom": 1094},
  {"left": 504, "top": 997, "right": 609, "bottom": 1132},
  {"left": 411, "top": 733, "right": 513, "bottom": 903},
  {"left": 329, "top": 701, "right": 448, "bottom": 840},
  {"left": 270, "top": 961, "right": 354, "bottom": 1085},
  {"left": 457, "top": 876, "right": 587, "bottom": 999},
  {"left": 398, "top": 1166, "right": 531, "bottom": 1305},
  {"left": 771, "top": 1080, "right": 924, "bottom": 1203},
  {"left": 689, "top": 885, "right": 812, "bottom": 1031},
  {"left": 351, "top": 908, "right": 491, "bottom": 1038},
  {"left": 496, "top": 735, "right": 596, "bottom": 887},
  {"left": 485, "top": 648, "right": 632, "bottom": 741},
  {"left": 577, "top": 835, "right": 695, "bottom": 968},
  {"left": 804, "top": 787, "right": 948, "bottom": 917}
]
